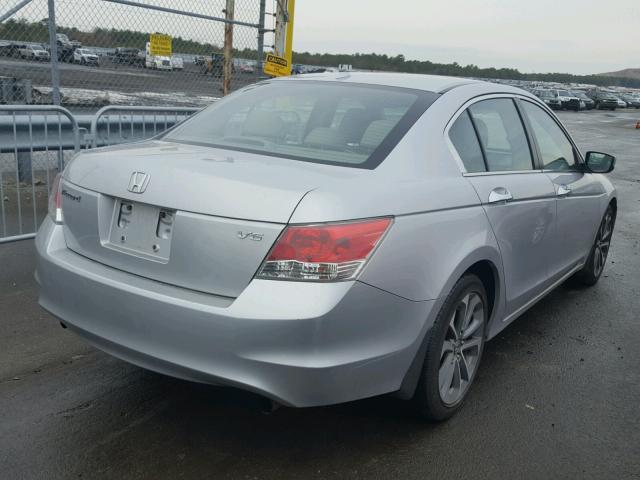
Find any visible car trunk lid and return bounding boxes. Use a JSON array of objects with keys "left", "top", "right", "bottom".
[{"left": 60, "top": 140, "right": 343, "bottom": 297}]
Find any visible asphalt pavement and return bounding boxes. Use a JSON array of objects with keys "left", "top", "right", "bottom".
[
  {"left": 0, "top": 56, "right": 256, "bottom": 103},
  {"left": 1, "top": 109, "right": 639, "bottom": 479}
]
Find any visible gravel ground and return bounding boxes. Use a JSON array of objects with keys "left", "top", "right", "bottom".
[{"left": 0, "top": 108, "right": 639, "bottom": 480}]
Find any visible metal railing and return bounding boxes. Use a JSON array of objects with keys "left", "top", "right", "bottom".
[
  {"left": 0, "top": 104, "right": 200, "bottom": 243},
  {"left": 0, "top": 104, "right": 78, "bottom": 244},
  {"left": 88, "top": 106, "right": 200, "bottom": 148}
]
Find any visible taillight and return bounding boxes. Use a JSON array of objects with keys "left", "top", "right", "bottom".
[
  {"left": 48, "top": 174, "right": 63, "bottom": 224},
  {"left": 256, "top": 217, "right": 392, "bottom": 281}
]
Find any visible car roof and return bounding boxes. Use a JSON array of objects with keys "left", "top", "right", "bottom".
[{"left": 273, "top": 71, "right": 480, "bottom": 93}]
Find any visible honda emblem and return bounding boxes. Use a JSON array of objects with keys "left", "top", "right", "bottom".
[{"left": 127, "top": 172, "right": 150, "bottom": 194}]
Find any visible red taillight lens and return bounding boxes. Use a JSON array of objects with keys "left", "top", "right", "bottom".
[
  {"left": 257, "top": 217, "right": 392, "bottom": 281},
  {"left": 48, "top": 174, "right": 63, "bottom": 224}
]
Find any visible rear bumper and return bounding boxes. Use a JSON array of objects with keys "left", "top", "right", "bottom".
[{"left": 35, "top": 218, "right": 435, "bottom": 407}]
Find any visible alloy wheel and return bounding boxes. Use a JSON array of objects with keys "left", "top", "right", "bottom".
[
  {"left": 438, "top": 292, "right": 485, "bottom": 406},
  {"left": 593, "top": 209, "right": 614, "bottom": 277}
]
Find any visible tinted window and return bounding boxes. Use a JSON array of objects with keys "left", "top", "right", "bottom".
[
  {"left": 468, "top": 99, "right": 533, "bottom": 172},
  {"left": 165, "top": 81, "right": 437, "bottom": 169},
  {"left": 448, "top": 111, "right": 486, "bottom": 173},
  {"left": 521, "top": 101, "right": 578, "bottom": 171}
]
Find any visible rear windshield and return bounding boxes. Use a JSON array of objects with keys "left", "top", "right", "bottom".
[{"left": 164, "top": 81, "right": 438, "bottom": 169}]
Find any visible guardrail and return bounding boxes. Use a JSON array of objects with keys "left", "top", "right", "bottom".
[{"left": 0, "top": 104, "right": 201, "bottom": 243}]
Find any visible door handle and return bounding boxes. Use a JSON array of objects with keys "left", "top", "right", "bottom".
[
  {"left": 488, "top": 187, "right": 513, "bottom": 204},
  {"left": 557, "top": 184, "right": 571, "bottom": 197}
]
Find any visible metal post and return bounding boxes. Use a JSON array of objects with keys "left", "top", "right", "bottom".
[
  {"left": 17, "top": 152, "right": 32, "bottom": 184},
  {"left": 0, "top": 0, "right": 33, "bottom": 23},
  {"left": 256, "top": 0, "right": 266, "bottom": 70},
  {"left": 222, "top": 0, "right": 234, "bottom": 96},
  {"left": 101, "top": 0, "right": 258, "bottom": 28},
  {"left": 47, "top": 0, "right": 61, "bottom": 105}
]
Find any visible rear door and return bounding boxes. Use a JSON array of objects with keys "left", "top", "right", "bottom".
[
  {"left": 518, "top": 99, "right": 604, "bottom": 279},
  {"left": 448, "top": 97, "right": 557, "bottom": 317}
]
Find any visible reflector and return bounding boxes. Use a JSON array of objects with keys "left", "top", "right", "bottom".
[{"left": 48, "top": 174, "right": 63, "bottom": 224}]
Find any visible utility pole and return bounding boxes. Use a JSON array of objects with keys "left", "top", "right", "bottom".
[
  {"left": 271, "top": 0, "right": 294, "bottom": 75},
  {"left": 273, "top": 0, "right": 287, "bottom": 57},
  {"left": 222, "top": 0, "right": 234, "bottom": 95}
]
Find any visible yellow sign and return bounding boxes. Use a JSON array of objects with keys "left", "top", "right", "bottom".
[
  {"left": 263, "top": 53, "right": 290, "bottom": 77},
  {"left": 149, "top": 33, "right": 172, "bottom": 57}
]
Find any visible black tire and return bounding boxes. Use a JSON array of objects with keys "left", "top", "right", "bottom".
[
  {"left": 574, "top": 204, "right": 616, "bottom": 286},
  {"left": 413, "top": 274, "right": 488, "bottom": 421}
]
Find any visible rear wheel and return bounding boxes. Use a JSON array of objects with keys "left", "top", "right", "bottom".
[
  {"left": 413, "top": 274, "right": 488, "bottom": 421},
  {"left": 574, "top": 204, "right": 615, "bottom": 286}
]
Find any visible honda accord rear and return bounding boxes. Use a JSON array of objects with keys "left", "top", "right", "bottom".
[{"left": 36, "top": 72, "right": 617, "bottom": 419}]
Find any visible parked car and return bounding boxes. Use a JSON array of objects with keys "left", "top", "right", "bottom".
[
  {"left": 18, "top": 44, "right": 50, "bottom": 61},
  {"left": 552, "top": 89, "right": 581, "bottom": 110},
  {"left": 532, "top": 88, "right": 562, "bottom": 110},
  {"left": 37, "top": 73, "right": 617, "bottom": 421},
  {"left": 73, "top": 48, "right": 99, "bottom": 66},
  {"left": 291, "top": 64, "right": 305, "bottom": 75},
  {"left": 113, "top": 47, "right": 144, "bottom": 66},
  {"left": 570, "top": 90, "right": 595, "bottom": 110},
  {"left": 612, "top": 96, "right": 627, "bottom": 108},
  {"left": 56, "top": 33, "right": 81, "bottom": 62},
  {"left": 239, "top": 61, "right": 255, "bottom": 74},
  {"left": 621, "top": 94, "right": 640, "bottom": 109},
  {"left": 171, "top": 56, "right": 184, "bottom": 71},
  {"left": 588, "top": 90, "right": 618, "bottom": 110},
  {"left": 0, "top": 40, "right": 16, "bottom": 57}
]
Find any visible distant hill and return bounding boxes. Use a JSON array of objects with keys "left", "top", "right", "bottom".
[{"left": 599, "top": 68, "right": 640, "bottom": 81}]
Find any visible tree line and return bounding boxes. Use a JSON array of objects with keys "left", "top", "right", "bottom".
[
  {"left": 291, "top": 52, "right": 640, "bottom": 89},
  {"left": 2, "top": 19, "right": 638, "bottom": 88}
]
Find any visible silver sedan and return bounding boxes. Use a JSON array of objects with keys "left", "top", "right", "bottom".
[{"left": 36, "top": 73, "right": 617, "bottom": 420}]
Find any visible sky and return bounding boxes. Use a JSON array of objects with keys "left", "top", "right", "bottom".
[
  {"left": 293, "top": 0, "right": 640, "bottom": 75},
  {"left": 6, "top": 0, "right": 639, "bottom": 75}
]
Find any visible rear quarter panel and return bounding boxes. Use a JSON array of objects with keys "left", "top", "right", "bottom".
[{"left": 290, "top": 83, "right": 515, "bottom": 336}]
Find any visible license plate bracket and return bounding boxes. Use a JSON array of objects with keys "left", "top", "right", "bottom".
[{"left": 105, "top": 199, "right": 175, "bottom": 262}]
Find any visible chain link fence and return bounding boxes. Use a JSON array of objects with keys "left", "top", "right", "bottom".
[
  {"left": 1, "top": 0, "right": 279, "bottom": 241},
  {"left": 1, "top": 0, "right": 274, "bottom": 107}
]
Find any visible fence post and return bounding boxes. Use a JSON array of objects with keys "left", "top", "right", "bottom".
[
  {"left": 17, "top": 152, "right": 33, "bottom": 184},
  {"left": 256, "top": 0, "right": 266, "bottom": 70},
  {"left": 47, "top": 0, "right": 61, "bottom": 105},
  {"left": 222, "top": 0, "right": 235, "bottom": 96}
]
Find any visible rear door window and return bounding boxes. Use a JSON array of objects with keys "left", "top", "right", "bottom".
[{"left": 468, "top": 99, "right": 533, "bottom": 172}]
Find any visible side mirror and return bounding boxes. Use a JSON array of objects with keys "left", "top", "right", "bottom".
[{"left": 585, "top": 151, "right": 615, "bottom": 174}]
